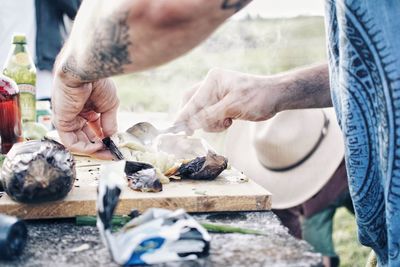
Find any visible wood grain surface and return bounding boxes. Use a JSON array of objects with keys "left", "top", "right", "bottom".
[{"left": 0, "top": 157, "right": 271, "bottom": 219}]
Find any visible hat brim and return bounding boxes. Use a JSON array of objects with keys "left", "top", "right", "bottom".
[{"left": 224, "top": 108, "right": 344, "bottom": 209}]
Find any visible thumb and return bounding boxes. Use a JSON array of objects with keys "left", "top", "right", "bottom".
[{"left": 188, "top": 97, "right": 234, "bottom": 132}]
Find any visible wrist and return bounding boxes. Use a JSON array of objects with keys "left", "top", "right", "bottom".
[
  {"left": 267, "top": 73, "right": 301, "bottom": 113},
  {"left": 257, "top": 75, "right": 288, "bottom": 117},
  {"left": 55, "top": 55, "right": 87, "bottom": 87}
]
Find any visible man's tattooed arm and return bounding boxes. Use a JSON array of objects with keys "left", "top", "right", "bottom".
[
  {"left": 58, "top": 0, "right": 252, "bottom": 83},
  {"left": 62, "top": 11, "right": 132, "bottom": 81}
]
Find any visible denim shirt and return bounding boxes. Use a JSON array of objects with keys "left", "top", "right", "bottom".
[
  {"left": 325, "top": 0, "right": 400, "bottom": 265},
  {"left": 34, "top": 0, "right": 80, "bottom": 71}
]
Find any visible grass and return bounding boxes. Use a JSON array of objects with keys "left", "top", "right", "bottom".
[
  {"left": 112, "top": 16, "right": 372, "bottom": 266},
  {"left": 112, "top": 16, "right": 327, "bottom": 113},
  {"left": 333, "top": 208, "right": 371, "bottom": 266}
]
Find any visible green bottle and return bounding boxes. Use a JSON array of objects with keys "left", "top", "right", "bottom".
[{"left": 3, "top": 34, "right": 37, "bottom": 123}]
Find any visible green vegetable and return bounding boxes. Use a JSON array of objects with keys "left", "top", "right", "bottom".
[
  {"left": 75, "top": 215, "right": 267, "bottom": 236},
  {"left": 200, "top": 222, "right": 267, "bottom": 236},
  {"left": 0, "top": 154, "right": 5, "bottom": 168},
  {"left": 2, "top": 139, "right": 75, "bottom": 203},
  {"left": 76, "top": 215, "right": 131, "bottom": 227}
]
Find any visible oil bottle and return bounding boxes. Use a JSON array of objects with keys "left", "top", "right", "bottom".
[{"left": 3, "top": 34, "right": 37, "bottom": 123}]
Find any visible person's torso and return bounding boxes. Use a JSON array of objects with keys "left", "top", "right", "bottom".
[{"left": 325, "top": 0, "right": 400, "bottom": 265}]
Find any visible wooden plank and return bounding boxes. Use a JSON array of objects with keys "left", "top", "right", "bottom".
[{"left": 0, "top": 163, "right": 271, "bottom": 219}]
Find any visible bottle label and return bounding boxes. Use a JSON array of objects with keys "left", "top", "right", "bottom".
[
  {"left": 38, "top": 115, "right": 53, "bottom": 131},
  {"left": 18, "top": 83, "right": 35, "bottom": 94},
  {"left": 18, "top": 84, "right": 36, "bottom": 122}
]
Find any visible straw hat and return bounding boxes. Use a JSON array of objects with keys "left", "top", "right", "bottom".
[{"left": 224, "top": 108, "right": 344, "bottom": 209}]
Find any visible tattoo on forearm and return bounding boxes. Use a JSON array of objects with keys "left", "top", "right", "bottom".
[
  {"left": 221, "top": 0, "right": 250, "bottom": 12},
  {"left": 62, "top": 11, "right": 132, "bottom": 81},
  {"left": 62, "top": 56, "right": 81, "bottom": 80}
]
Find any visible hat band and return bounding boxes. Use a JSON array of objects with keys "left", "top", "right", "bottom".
[{"left": 261, "top": 110, "right": 330, "bottom": 172}]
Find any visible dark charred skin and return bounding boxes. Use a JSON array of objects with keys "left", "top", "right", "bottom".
[
  {"left": 126, "top": 168, "right": 163, "bottom": 193},
  {"left": 124, "top": 161, "right": 153, "bottom": 174},
  {"left": 176, "top": 151, "right": 228, "bottom": 180},
  {"left": 102, "top": 137, "right": 124, "bottom": 160},
  {"left": 1, "top": 138, "right": 76, "bottom": 203},
  {"left": 125, "top": 161, "right": 162, "bottom": 193}
]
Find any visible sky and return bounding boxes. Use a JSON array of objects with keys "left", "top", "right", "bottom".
[{"left": 234, "top": 0, "right": 325, "bottom": 19}]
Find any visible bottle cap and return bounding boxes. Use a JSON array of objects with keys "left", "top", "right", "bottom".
[{"left": 12, "top": 35, "right": 27, "bottom": 44}]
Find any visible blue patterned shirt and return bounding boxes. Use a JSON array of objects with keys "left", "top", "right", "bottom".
[{"left": 325, "top": 0, "right": 400, "bottom": 265}]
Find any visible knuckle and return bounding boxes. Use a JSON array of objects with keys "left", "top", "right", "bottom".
[{"left": 207, "top": 67, "right": 223, "bottom": 79}]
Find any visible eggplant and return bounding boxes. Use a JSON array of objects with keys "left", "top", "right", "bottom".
[
  {"left": 125, "top": 161, "right": 163, "bottom": 192},
  {"left": 175, "top": 151, "right": 228, "bottom": 180},
  {"left": 1, "top": 139, "right": 76, "bottom": 203},
  {"left": 103, "top": 136, "right": 163, "bottom": 192}
]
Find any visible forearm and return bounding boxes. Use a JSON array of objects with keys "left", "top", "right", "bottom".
[
  {"left": 57, "top": 0, "right": 251, "bottom": 82},
  {"left": 272, "top": 63, "right": 332, "bottom": 112}
]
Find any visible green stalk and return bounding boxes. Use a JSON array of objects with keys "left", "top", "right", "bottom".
[
  {"left": 76, "top": 215, "right": 131, "bottom": 227},
  {"left": 200, "top": 222, "right": 267, "bottom": 236},
  {"left": 0, "top": 154, "right": 5, "bottom": 168},
  {"left": 75, "top": 215, "right": 267, "bottom": 236}
]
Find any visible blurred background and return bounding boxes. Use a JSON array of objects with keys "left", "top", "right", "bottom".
[
  {"left": 113, "top": 0, "right": 326, "bottom": 113},
  {"left": 112, "top": 1, "right": 369, "bottom": 266}
]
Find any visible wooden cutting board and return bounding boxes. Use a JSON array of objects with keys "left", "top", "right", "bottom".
[{"left": 0, "top": 157, "right": 271, "bottom": 219}]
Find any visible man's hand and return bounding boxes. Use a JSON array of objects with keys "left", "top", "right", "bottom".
[
  {"left": 175, "top": 68, "right": 281, "bottom": 132},
  {"left": 52, "top": 65, "right": 119, "bottom": 159},
  {"left": 175, "top": 64, "right": 332, "bottom": 133}
]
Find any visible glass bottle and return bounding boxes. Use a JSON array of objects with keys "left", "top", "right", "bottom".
[
  {"left": 3, "top": 34, "right": 37, "bottom": 123},
  {"left": 36, "top": 100, "right": 53, "bottom": 131},
  {"left": 0, "top": 74, "right": 23, "bottom": 154}
]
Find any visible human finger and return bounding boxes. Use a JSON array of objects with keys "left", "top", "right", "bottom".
[
  {"left": 89, "top": 150, "right": 114, "bottom": 160},
  {"left": 81, "top": 123, "right": 101, "bottom": 143},
  {"left": 80, "top": 111, "right": 103, "bottom": 138},
  {"left": 52, "top": 82, "right": 92, "bottom": 124},
  {"left": 100, "top": 105, "right": 119, "bottom": 137},
  {"left": 188, "top": 98, "right": 235, "bottom": 132},
  {"left": 90, "top": 79, "right": 119, "bottom": 137},
  {"left": 175, "top": 87, "right": 217, "bottom": 131},
  {"left": 59, "top": 130, "right": 104, "bottom": 155},
  {"left": 180, "top": 83, "right": 201, "bottom": 108},
  {"left": 175, "top": 71, "right": 225, "bottom": 128}
]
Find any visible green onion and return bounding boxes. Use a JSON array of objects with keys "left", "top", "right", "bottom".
[
  {"left": 200, "top": 222, "right": 267, "bottom": 236},
  {"left": 76, "top": 215, "right": 131, "bottom": 227},
  {"left": 75, "top": 215, "right": 267, "bottom": 236}
]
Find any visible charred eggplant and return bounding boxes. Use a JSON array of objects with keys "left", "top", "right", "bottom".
[
  {"left": 1, "top": 139, "right": 76, "bottom": 203},
  {"left": 125, "top": 161, "right": 163, "bottom": 192},
  {"left": 175, "top": 151, "right": 228, "bottom": 180}
]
